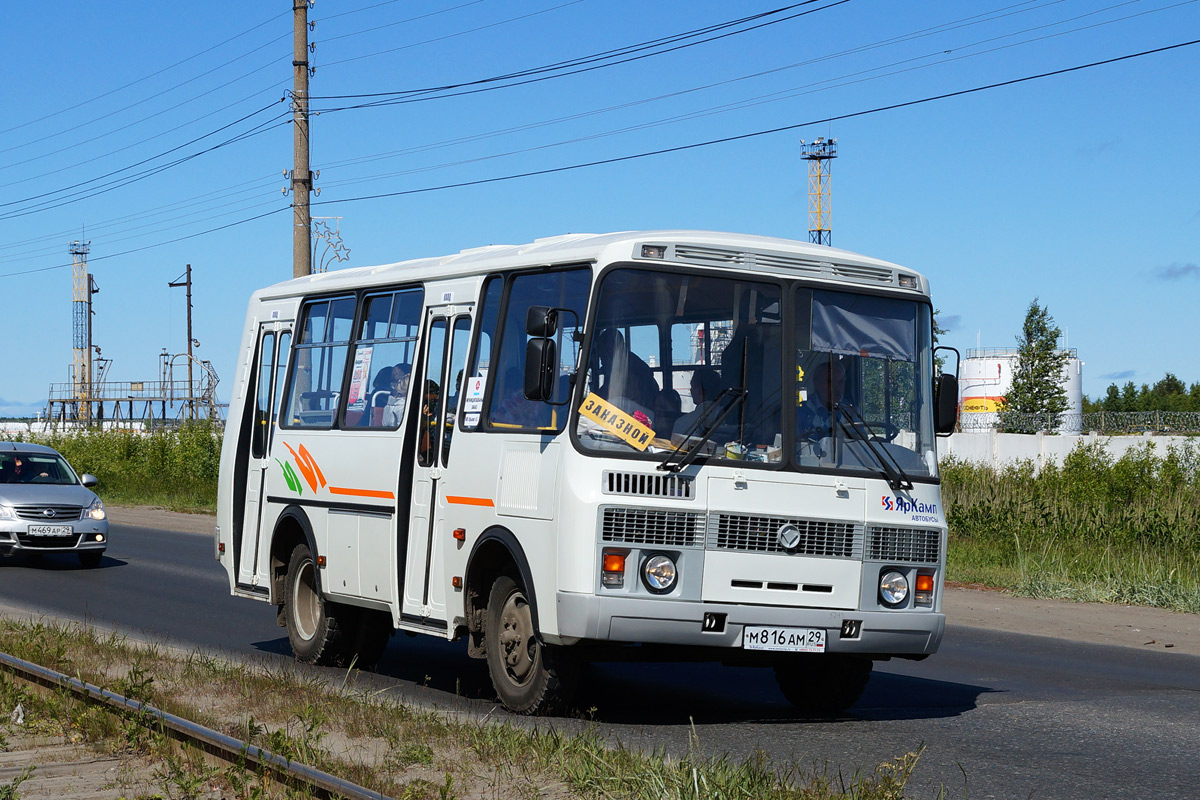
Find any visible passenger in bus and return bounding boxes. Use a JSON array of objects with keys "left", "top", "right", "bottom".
[
  {"left": 593, "top": 328, "right": 657, "bottom": 413},
  {"left": 419, "top": 379, "right": 440, "bottom": 460},
  {"left": 672, "top": 367, "right": 722, "bottom": 436},
  {"left": 377, "top": 364, "right": 410, "bottom": 427},
  {"left": 652, "top": 387, "right": 682, "bottom": 437}
]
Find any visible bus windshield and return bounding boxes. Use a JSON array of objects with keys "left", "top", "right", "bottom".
[{"left": 574, "top": 267, "right": 937, "bottom": 480}]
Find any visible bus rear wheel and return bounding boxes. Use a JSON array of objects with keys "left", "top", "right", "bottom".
[
  {"left": 773, "top": 655, "right": 873, "bottom": 714},
  {"left": 485, "top": 575, "right": 577, "bottom": 715},
  {"left": 284, "top": 543, "right": 352, "bottom": 666}
]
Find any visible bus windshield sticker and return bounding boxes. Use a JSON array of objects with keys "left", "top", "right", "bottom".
[{"left": 578, "top": 393, "right": 653, "bottom": 451}]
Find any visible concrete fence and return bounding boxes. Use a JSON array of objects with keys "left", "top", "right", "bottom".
[{"left": 939, "top": 429, "right": 1196, "bottom": 470}]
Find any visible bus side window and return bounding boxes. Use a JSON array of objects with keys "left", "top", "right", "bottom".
[
  {"left": 341, "top": 288, "right": 423, "bottom": 429},
  {"left": 459, "top": 276, "right": 502, "bottom": 432},
  {"left": 486, "top": 268, "right": 590, "bottom": 432},
  {"left": 282, "top": 296, "right": 355, "bottom": 428}
]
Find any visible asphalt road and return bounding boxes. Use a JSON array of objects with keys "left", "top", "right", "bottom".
[{"left": 2, "top": 522, "right": 1198, "bottom": 799}]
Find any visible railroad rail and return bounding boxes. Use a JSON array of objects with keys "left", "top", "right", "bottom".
[{"left": 0, "top": 649, "right": 393, "bottom": 800}]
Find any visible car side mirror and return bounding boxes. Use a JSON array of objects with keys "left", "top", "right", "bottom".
[
  {"left": 524, "top": 338, "right": 557, "bottom": 401},
  {"left": 81, "top": 474, "right": 99, "bottom": 488}
]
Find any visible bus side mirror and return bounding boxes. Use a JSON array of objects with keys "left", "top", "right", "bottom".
[
  {"left": 934, "top": 373, "right": 958, "bottom": 434},
  {"left": 524, "top": 337, "right": 557, "bottom": 401},
  {"left": 526, "top": 306, "right": 558, "bottom": 337}
]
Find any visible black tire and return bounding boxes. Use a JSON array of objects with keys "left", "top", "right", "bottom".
[
  {"left": 283, "top": 544, "right": 353, "bottom": 666},
  {"left": 774, "top": 655, "right": 873, "bottom": 714},
  {"left": 485, "top": 575, "right": 578, "bottom": 715},
  {"left": 344, "top": 609, "right": 393, "bottom": 670},
  {"left": 78, "top": 551, "right": 103, "bottom": 568}
]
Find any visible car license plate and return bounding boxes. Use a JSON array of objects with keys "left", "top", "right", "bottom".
[
  {"left": 27, "top": 525, "right": 73, "bottom": 537},
  {"left": 743, "top": 626, "right": 826, "bottom": 653}
]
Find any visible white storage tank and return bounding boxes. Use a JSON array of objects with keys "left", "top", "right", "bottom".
[{"left": 958, "top": 348, "right": 1083, "bottom": 433}]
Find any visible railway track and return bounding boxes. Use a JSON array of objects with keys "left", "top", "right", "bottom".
[{"left": 0, "top": 649, "right": 393, "bottom": 800}]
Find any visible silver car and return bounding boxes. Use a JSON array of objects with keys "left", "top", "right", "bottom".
[{"left": 0, "top": 442, "right": 108, "bottom": 568}]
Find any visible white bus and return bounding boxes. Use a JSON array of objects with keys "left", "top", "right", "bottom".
[{"left": 216, "top": 230, "right": 959, "bottom": 714}]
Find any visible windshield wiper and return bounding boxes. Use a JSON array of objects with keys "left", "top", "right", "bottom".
[
  {"left": 658, "top": 387, "right": 748, "bottom": 473},
  {"left": 834, "top": 403, "right": 913, "bottom": 491}
]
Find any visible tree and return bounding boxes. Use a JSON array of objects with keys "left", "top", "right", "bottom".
[{"left": 1001, "top": 298, "right": 1069, "bottom": 431}]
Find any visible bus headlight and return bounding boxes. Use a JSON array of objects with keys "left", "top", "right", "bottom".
[
  {"left": 642, "top": 555, "right": 677, "bottom": 594},
  {"left": 879, "top": 570, "right": 909, "bottom": 606}
]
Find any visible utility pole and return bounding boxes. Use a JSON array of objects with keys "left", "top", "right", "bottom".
[
  {"left": 292, "top": 0, "right": 312, "bottom": 278},
  {"left": 168, "top": 265, "right": 195, "bottom": 420}
]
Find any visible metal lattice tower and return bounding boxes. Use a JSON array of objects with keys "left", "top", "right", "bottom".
[
  {"left": 801, "top": 138, "right": 837, "bottom": 246},
  {"left": 69, "top": 240, "right": 91, "bottom": 421}
]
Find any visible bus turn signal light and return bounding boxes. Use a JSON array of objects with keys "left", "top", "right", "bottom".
[
  {"left": 915, "top": 573, "right": 934, "bottom": 606},
  {"left": 452, "top": 528, "right": 466, "bottom": 541},
  {"left": 602, "top": 550, "right": 627, "bottom": 588}
]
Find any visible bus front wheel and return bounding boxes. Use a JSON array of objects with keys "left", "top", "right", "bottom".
[
  {"left": 284, "top": 543, "right": 351, "bottom": 666},
  {"left": 485, "top": 575, "right": 577, "bottom": 715},
  {"left": 773, "top": 655, "right": 873, "bottom": 714}
]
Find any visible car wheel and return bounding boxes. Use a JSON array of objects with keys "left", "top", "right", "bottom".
[
  {"left": 78, "top": 551, "right": 103, "bottom": 569},
  {"left": 283, "top": 543, "right": 353, "bottom": 666},
  {"left": 774, "top": 655, "right": 873, "bottom": 714},
  {"left": 485, "top": 575, "right": 577, "bottom": 715}
]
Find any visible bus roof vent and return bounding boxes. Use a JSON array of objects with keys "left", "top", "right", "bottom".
[
  {"left": 602, "top": 471, "right": 694, "bottom": 500},
  {"left": 671, "top": 245, "right": 897, "bottom": 286}
]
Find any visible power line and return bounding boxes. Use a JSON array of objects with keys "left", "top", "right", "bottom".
[
  {"left": 0, "top": 207, "right": 290, "bottom": 279},
  {"left": 4, "top": 37, "right": 1194, "bottom": 282},
  {"left": 311, "top": 1, "right": 841, "bottom": 104},
  {"left": 0, "top": 101, "right": 287, "bottom": 216},
  {"left": 308, "top": 0, "right": 1114, "bottom": 180},
  {"left": 319, "top": 0, "right": 489, "bottom": 41},
  {"left": 0, "top": 14, "right": 288, "bottom": 148},
  {"left": 308, "top": 38, "right": 1199, "bottom": 207}
]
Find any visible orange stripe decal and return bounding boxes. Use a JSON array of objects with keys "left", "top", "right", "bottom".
[
  {"left": 446, "top": 495, "right": 495, "bottom": 507},
  {"left": 329, "top": 486, "right": 396, "bottom": 500}
]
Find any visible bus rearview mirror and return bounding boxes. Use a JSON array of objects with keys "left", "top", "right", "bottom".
[
  {"left": 525, "top": 306, "right": 558, "bottom": 337},
  {"left": 934, "top": 373, "right": 958, "bottom": 434},
  {"left": 524, "top": 338, "right": 557, "bottom": 401}
]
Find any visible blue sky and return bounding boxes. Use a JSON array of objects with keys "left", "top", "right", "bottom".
[{"left": 1, "top": 0, "right": 1197, "bottom": 417}]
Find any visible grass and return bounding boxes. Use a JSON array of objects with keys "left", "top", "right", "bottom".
[
  {"left": 2, "top": 421, "right": 220, "bottom": 512},
  {"left": 0, "top": 619, "right": 928, "bottom": 800},
  {"left": 941, "top": 439, "right": 1200, "bottom": 613}
]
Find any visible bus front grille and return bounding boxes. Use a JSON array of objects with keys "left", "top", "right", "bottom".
[
  {"left": 866, "top": 526, "right": 941, "bottom": 564},
  {"left": 601, "top": 508, "right": 703, "bottom": 547},
  {"left": 708, "top": 514, "right": 862, "bottom": 558}
]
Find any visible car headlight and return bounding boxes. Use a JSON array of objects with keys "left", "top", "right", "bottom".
[
  {"left": 0, "top": 505, "right": 12, "bottom": 521},
  {"left": 641, "top": 554, "right": 678, "bottom": 594},
  {"left": 87, "top": 497, "right": 106, "bottom": 521},
  {"left": 879, "top": 570, "right": 909, "bottom": 606}
]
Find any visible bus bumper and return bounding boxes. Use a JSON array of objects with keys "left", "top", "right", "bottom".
[{"left": 554, "top": 591, "right": 944, "bottom": 656}]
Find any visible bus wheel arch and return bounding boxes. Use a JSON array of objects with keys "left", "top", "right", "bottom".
[
  {"left": 463, "top": 528, "right": 539, "bottom": 659},
  {"left": 270, "top": 507, "right": 355, "bottom": 667},
  {"left": 269, "top": 507, "right": 318, "bottom": 605}
]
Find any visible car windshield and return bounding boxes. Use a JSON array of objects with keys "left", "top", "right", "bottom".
[{"left": 0, "top": 452, "right": 79, "bottom": 486}]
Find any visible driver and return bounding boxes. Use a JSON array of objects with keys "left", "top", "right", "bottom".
[{"left": 797, "top": 354, "right": 847, "bottom": 438}]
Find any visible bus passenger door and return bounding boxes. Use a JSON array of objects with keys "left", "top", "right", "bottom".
[
  {"left": 238, "top": 324, "right": 290, "bottom": 590},
  {"left": 403, "top": 309, "right": 471, "bottom": 624}
]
